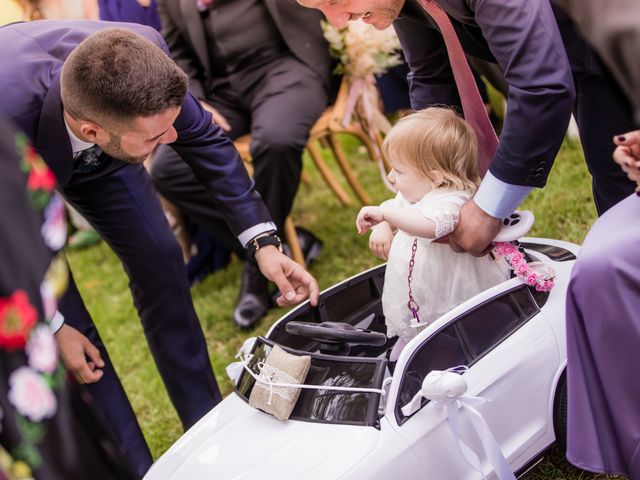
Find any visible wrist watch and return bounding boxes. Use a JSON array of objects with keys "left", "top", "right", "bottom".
[{"left": 246, "top": 233, "right": 283, "bottom": 262}]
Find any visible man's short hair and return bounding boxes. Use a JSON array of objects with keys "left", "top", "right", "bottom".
[{"left": 61, "top": 28, "right": 188, "bottom": 125}]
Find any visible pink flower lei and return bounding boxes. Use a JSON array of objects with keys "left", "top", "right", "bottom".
[{"left": 493, "top": 242, "right": 555, "bottom": 292}]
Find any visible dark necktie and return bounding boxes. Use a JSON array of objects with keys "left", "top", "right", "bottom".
[
  {"left": 73, "top": 145, "right": 108, "bottom": 174},
  {"left": 417, "top": 0, "right": 499, "bottom": 177}
]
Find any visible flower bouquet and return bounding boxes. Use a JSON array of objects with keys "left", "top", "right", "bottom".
[{"left": 322, "top": 20, "right": 402, "bottom": 190}]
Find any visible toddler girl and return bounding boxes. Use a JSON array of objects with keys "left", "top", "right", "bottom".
[{"left": 356, "top": 108, "right": 509, "bottom": 359}]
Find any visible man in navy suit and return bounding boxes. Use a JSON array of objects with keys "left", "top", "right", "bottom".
[
  {"left": 0, "top": 20, "right": 319, "bottom": 477},
  {"left": 297, "top": 0, "right": 637, "bottom": 255}
]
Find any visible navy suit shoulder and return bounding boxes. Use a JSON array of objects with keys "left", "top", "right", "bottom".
[
  {"left": 394, "top": 0, "right": 575, "bottom": 188},
  {"left": 0, "top": 19, "right": 271, "bottom": 233}
]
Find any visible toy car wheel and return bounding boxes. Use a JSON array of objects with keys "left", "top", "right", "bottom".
[{"left": 552, "top": 370, "right": 568, "bottom": 451}]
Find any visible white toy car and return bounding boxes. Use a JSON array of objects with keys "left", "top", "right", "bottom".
[{"left": 145, "top": 237, "right": 577, "bottom": 480}]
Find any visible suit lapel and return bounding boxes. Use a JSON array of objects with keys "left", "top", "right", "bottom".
[
  {"left": 180, "top": 0, "right": 211, "bottom": 74},
  {"left": 35, "top": 71, "right": 74, "bottom": 186},
  {"left": 264, "top": 0, "right": 281, "bottom": 30}
]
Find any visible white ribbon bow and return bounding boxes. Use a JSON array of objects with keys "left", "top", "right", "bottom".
[
  {"left": 401, "top": 368, "right": 516, "bottom": 480},
  {"left": 226, "top": 337, "right": 257, "bottom": 384}
]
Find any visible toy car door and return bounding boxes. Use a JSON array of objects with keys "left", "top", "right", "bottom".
[
  {"left": 390, "top": 286, "right": 559, "bottom": 478},
  {"left": 454, "top": 286, "right": 560, "bottom": 468}
]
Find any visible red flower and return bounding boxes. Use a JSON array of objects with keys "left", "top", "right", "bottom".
[
  {"left": 27, "top": 166, "right": 57, "bottom": 191},
  {"left": 0, "top": 290, "right": 38, "bottom": 351}
]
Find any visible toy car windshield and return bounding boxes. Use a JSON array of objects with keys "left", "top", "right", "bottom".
[{"left": 236, "top": 337, "right": 386, "bottom": 427}]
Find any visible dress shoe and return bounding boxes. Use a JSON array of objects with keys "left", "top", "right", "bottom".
[
  {"left": 283, "top": 227, "right": 324, "bottom": 265},
  {"left": 233, "top": 261, "right": 270, "bottom": 329}
]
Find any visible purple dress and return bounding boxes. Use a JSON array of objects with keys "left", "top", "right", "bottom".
[{"left": 566, "top": 193, "right": 640, "bottom": 478}]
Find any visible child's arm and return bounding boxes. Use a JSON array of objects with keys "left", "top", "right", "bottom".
[
  {"left": 357, "top": 205, "right": 437, "bottom": 239},
  {"left": 369, "top": 222, "right": 394, "bottom": 260}
]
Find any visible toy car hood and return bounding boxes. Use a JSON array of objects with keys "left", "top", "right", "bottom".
[{"left": 144, "top": 393, "right": 381, "bottom": 479}]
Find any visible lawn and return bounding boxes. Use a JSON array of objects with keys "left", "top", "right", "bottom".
[{"left": 66, "top": 135, "right": 619, "bottom": 479}]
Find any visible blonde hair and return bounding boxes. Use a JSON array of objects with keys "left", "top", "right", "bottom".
[{"left": 382, "top": 107, "right": 480, "bottom": 192}]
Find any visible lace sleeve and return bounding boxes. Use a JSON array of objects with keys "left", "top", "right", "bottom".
[{"left": 416, "top": 203, "right": 460, "bottom": 239}]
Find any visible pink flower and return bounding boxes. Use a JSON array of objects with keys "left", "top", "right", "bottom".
[
  {"left": 515, "top": 263, "right": 529, "bottom": 276},
  {"left": 536, "top": 279, "right": 554, "bottom": 291},
  {"left": 510, "top": 252, "right": 524, "bottom": 264},
  {"left": 26, "top": 325, "right": 58, "bottom": 374},
  {"left": 493, "top": 242, "right": 517, "bottom": 256},
  {"left": 7, "top": 367, "right": 57, "bottom": 422},
  {"left": 525, "top": 274, "right": 538, "bottom": 286}
]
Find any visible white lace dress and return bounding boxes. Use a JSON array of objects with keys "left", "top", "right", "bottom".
[{"left": 382, "top": 189, "right": 509, "bottom": 342}]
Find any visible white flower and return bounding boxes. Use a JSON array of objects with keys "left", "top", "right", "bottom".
[
  {"left": 8, "top": 367, "right": 57, "bottom": 422},
  {"left": 322, "top": 19, "right": 402, "bottom": 78},
  {"left": 26, "top": 325, "right": 58, "bottom": 374}
]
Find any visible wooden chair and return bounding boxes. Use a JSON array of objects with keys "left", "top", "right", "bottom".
[
  {"left": 233, "top": 136, "right": 305, "bottom": 266},
  {"left": 306, "top": 76, "right": 392, "bottom": 206}
]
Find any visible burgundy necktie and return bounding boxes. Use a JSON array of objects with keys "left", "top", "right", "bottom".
[{"left": 417, "top": 0, "right": 498, "bottom": 177}]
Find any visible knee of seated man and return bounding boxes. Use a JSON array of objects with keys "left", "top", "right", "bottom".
[{"left": 251, "top": 129, "right": 306, "bottom": 159}]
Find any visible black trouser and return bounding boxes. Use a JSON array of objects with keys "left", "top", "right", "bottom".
[
  {"left": 60, "top": 162, "right": 223, "bottom": 477},
  {"left": 573, "top": 69, "right": 637, "bottom": 215},
  {"left": 152, "top": 55, "right": 328, "bottom": 252}
]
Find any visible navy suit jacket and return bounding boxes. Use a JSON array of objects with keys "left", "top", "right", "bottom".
[
  {"left": 0, "top": 19, "right": 271, "bottom": 238},
  {"left": 394, "top": 0, "right": 576, "bottom": 188}
]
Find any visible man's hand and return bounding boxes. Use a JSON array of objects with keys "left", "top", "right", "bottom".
[
  {"left": 613, "top": 130, "right": 640, "bottom": 190},
  {"left": 369, "top": 222, "right": 394, "bottom": 260},
  {"left": 200, "top": 101, "right": 231, "bottom": 131},
  {"left": 55, "top": 324, "right": 105, "bottom": 384},
  {"left": 356, "top": 206, "right": 385, "bottom": 234},
  {"left": 255, "top": 246, "right": 320, "bottom": 307},
  {"left": 448, "top": 199, "right": 501, "bottom": 256}
]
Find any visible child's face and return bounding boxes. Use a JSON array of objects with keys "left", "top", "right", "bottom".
[{"left": 387, "top": 158, "right": 433, "bottom": 203}]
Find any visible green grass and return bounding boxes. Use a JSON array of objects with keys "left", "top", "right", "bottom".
[{"left": 66, "top": 135, "right": 619, "bottom": 478}]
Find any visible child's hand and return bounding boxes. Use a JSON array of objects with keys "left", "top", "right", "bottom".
[
  {"left": 369, "top": 223, "right": 394, "bottom": 260},
  {"left": 356, "top": 206, "right": 385, "bottom": 234}
]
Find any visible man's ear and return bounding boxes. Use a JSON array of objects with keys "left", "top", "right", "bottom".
[{"left": 78, "top": 121, "right": 110, "bottom": 145}]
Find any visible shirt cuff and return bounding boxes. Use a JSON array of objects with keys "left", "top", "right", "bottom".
[
  {"left": 49, "top": 310, "right": 65, "bottom": 333},
  {"left": 238, "top": 222, "right": 277, "bottom": 248},
  {"left": 474, "top": 172, "right": 533, "bottom": 219}
]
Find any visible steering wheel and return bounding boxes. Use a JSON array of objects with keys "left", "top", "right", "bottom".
[{"left": 285, "top": 321, "right": 387, "bottom": 348}]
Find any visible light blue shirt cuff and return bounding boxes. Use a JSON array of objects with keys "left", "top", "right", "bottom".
[
  {"left": 49, "top": 310, "right": 65, "bottom": 333},
  {"left": 474, "top": 172, "right": 533, "bottom": 219},
  {"left": 238, "top": 222, "right": 277, "bottom": 248}
]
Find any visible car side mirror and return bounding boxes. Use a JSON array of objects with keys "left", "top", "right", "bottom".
[{"left": 401, "top": 368, "right": 467, "bottom": 416}]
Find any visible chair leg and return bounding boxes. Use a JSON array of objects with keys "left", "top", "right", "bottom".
[
  {"left": 328, "top": 133, "right": 372, "bottom": 205},
  {"left": 306, "top": 139, "right": 353, "bottom": 206},
  {"left": 284, "top": 217, "right": 305, "bottom": 266}
]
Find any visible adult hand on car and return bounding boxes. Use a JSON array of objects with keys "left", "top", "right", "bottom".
[
  {"left": 613, "top": 130, "right": 640, "bottom": 191},
  {"left": 200, "top": 101, "right": 231, "bottom": 131},
  {"left": 255, "top": 246, "right": 319, "bottom": 307},
  {"left": 368, "top": 222, "right": 394, "bottom": 260},
  {"left": 447, "top": 199, "right": 501, "bottom": 256},
  {"left": 55, "top": 323, "right": 105, "bottom": 384}
]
